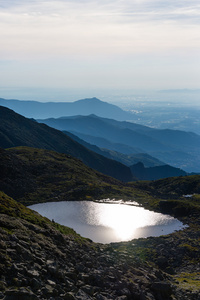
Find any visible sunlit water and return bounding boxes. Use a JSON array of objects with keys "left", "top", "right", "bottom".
[{"left": 29, "top": 201, "right": 185, "bottom": 243}]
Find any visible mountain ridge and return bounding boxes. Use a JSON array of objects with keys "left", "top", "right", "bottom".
[
  {"left": 66, "top": 131, "right": 165, "bottom": 167},
  {"left": 0, "top": 105, "right": 132, "bottom": 182},
  {"left": 37, "top": 114, "right": 200, "bottom": 172},
  {"left": 130, "top": 162, "right": 187, "bottom": 181},
  {"left": 0, "top": 97, "right": 133, "bottom": 120}
]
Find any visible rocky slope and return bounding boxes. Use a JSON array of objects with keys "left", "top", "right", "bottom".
[
  {"left": 1, "top": 145, "right": 200, "bottom": 298},
  {"left": 0, "top": 192, "right": 196, "bottom": 300}
]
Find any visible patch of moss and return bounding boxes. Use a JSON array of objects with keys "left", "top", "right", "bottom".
[
  {"left": 1, "top": 227, "right": 13, "bottom": 235},
  {"left": 175, "top": 272, "right": 200, "bottom": 292},
  {"left": 179, "top": 243, "right": 199, "bottom": 253},
  {"left": 0, "top": 191, "right": 84, "bottom": 241}
]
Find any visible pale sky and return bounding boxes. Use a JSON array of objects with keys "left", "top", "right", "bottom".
[{"left": 0, "top": 0, "right": 200, "bottom": 100}]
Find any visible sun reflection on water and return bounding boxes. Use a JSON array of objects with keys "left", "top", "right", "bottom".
[
  {"left": 84, "top": 202, "right": 174, "bottom": 241},
  {"left": 29, "top": 200, "right": 184, "bottom": 243}
]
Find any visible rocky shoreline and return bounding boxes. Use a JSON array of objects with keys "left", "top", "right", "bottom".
[
  {"left": 1, "top": 190, "right": 200, "bottom": 299},
  {"left": 0, "top": 212, "right": 177, "bottom": 300},
  {"left": 1, "top": 206, "right": 200, "bottom": 300}
]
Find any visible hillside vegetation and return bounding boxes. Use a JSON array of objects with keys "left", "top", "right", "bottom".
[
  {"left": 130, "top": 175, "right": 200, "bottom": 218},
  {"left": 0, "top": 147, "right": 145, "bottom": 206},
  {"left": 132, "top": 175, "right": 200, "bottom": 199}
]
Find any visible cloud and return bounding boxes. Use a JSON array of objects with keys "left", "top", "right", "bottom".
[
  {"left": 0, "top": 0, "right": 199, "bottom": 91},
  {"left": 2, "top": 0, "right": 200, "bottom": 23},
  {"left": 1, "top": 0, "right": 200, "bottom": 60}
]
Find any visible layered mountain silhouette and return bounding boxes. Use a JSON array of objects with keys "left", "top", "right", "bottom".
[
  {"left": 0, "top": 106, "right": 132, "bottom": 182},
  {"left": 37, "top": 114, "right": 200, "bottom": 172},
  {"left": 0, "top": 105, "right": 190, "bottom": 181},
  {"left": 38, "top": 114, "right": 174, "bottom": 152},
  {"left": 66, "top": 132, "right": 143, "bottom": 155},
  {"left": 0, "top": 97, "right": 133, "bottom": 120},
  {"left": 130, "top": 162, "right": 187, "bottom": 181},
  {"left": 66, "top": 131, "right": 165, "bottom": 167},
  {"left": 67, "top": 131, "right": 187, "bottom": 179}
]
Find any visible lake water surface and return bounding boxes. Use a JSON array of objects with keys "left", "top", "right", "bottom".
[{"left": 29, "top": 201, "right": 185, "bottom": 243}]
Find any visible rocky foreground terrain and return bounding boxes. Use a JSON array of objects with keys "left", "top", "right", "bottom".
[
  {"left": 1, "top": 192, "right": 200, "bottom": 300},
  {"left": 1, "top": 147, "right": 200, "bottom": 299}
]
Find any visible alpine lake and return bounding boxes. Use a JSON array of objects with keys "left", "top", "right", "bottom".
[{"left": 29, "top": 200, "right": 186, "bottom": 244}]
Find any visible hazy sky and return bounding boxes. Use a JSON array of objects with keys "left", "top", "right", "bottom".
[{"left": 0, "top": 0, "right": 200, "bottom": 100}]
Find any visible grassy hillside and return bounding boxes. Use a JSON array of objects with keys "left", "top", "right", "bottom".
[
  {"left": 132, "top": 175, "right": 200, "bottom": 199},
  {"left": 0, "top": 147, "right": 146, "bottom": 206},
  {"left": 0, "top": 105, "right": 132, "bottom": 182},
  {"left": 130, "top": 175, "right": 200, "bottom": 218},
  {"left": 0, "top": 191, "right": 79, "bottom": 237}
]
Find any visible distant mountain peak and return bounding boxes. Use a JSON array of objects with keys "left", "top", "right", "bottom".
[
  {"left": 75, "top": 97, "right": 106, "bottom": 105},
  {"left": 88, "top": 114, "right": 99, "bottom": 118},
  {"left": 76, "top": 97, "right": 101, "bottom": 102},
  {"left": 0, "top": 96, "right": 133, "bottom": 120}
]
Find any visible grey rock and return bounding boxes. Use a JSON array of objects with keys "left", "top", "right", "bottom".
[
  {"left": 4, "top": 288, "right": 37, "bottom": 300},
  {"left": 75, "top": 289, "right": 93, "bottom": 299},
  {"left": 81, "top": 285, "right": 95, "bottom": 296},
  {"left": 62, "top": 292, "right": 76, "bottom": 300},
  {"left": 26, "top": 269, "right": 40, "bottom": 278},
  {"left": 30, "top": 278, "right": 41, "bottom": 290},
  {"left": 151, "top": 281, "right": 172, "bottom": 298}
]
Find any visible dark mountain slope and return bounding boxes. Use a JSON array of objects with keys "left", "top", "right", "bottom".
[
  {"left": 68, "top": 131, "right": 143, "bottom": 154},
  {"left": 0, "top": 147, "right": 139, "bottom": 205},
  {"left": 103, "top": 117, "right": 200, "bottom": 152},
  {"left": 38, "top": 114, "right": 173, "bottom": 152},
  {"left": 37, "top": 114, "right": 200, "bottom": 172},
  {"left": 146, "top": 128, "right": 200, "bottom": 151},
  {"left": 38, "top": 114, "right": 200, "bottom": 152},
  {"left": 65, "top": 132, "right": 188, "bottom": 180},
  {"left": 130, "top": 162, "right": 187, "bottom": 180},
  {"left": 66, "top": 131, "right": 165, "bottom": 167},
  {"left": 0, "top": 106, "right": 132, "bottom": 181},
  {"left": 0, "top": 97, "right": 133, "bottom": 120}
]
